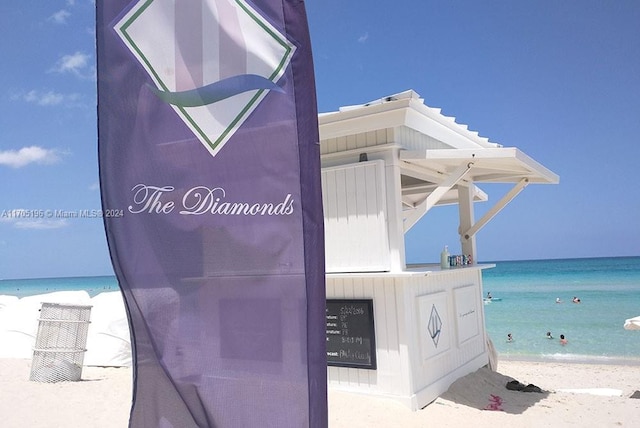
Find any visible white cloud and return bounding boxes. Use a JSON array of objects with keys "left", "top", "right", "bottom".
[
  {"left": 56, "top": 51, "right": 90, "bottom": 72},
  {"left": 24, "top": 90, "right": 65, "bottom": 106},
  {"left": 39, "top": 91, "right": 69, "bottom": 106},
  {"left": 51, "top": 51, "right": 93, "bottom": 79},
  {"left": 16, "top": 219, "right": 69, "bottom": 230},
  {"left": 14, "top": 89, "right": 83, "bottom": 108},
  {"left": 49, "top": 0, "right": 79, "bottom": 24},
  {"left": 0, "top": 146, "right": 61, "bottom": 168},
  {"left": 358, "top": 32, "right": 369, "bottom": 43},
  {"left": 50, "top": 9, "right": 71, "bottom": 24}
]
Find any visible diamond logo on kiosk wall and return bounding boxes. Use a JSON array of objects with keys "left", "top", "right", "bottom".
[
  {"left": 115, "top": 0, "right": 295, "bottom": 157},
  {"left": 428, "top": 304, "right": 442, "bottom": 347}
]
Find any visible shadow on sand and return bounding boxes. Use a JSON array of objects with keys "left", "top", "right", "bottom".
[{"left": 438, "top": 366, "right": 550, "bottom": 414}]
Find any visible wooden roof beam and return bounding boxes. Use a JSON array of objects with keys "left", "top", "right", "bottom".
[{"left": 404, "top": 161, "right": 474, "bottom": 232}]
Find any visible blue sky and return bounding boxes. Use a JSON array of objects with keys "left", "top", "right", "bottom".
[{"left": 1, "top": 1, "right": 639, "bottom": 279}]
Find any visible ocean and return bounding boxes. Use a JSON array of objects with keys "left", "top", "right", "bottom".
[
  {"left": 0, "top": 275, "right": 119, "bottom": 299},
  {"left": 482, "top": 256, "right": 640, "bottom": 363},
  {"left": 1, "top": 256, "right": 639, "bottom": 363}
]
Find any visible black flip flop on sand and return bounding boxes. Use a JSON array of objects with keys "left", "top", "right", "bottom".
[
  {"left": 505, "top": 380, "right": 526, "bottom": 391},
  {"left": 521, "top": 384, "right": 543, "bottom": 393}
]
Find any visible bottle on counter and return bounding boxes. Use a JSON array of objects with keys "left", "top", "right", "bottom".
[{"left": 440, "top": 246, "right": 450, "bottom": 269}]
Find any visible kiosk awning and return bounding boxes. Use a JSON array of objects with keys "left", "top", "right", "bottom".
[
  {"left": 400, "top": 147, "right": 559, "bottom": 185},
  {"left": 399, "top": 147, "right": 559, "bottom": 232}
]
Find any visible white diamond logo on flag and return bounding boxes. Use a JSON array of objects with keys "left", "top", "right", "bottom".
[{"left": 115, "top": 0, "right": 296, "bottom": 157}]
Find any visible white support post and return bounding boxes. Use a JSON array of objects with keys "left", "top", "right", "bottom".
[
  {"left": 457, "top": 184, "right": 477, "bottom": 263},
  {"left": 386, "top": 149, "right": 407, "bottom": 272}
]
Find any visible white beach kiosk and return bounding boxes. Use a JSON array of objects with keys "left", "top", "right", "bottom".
[{"left": 319, "top": 90, "right": 558, "bottom": 410}]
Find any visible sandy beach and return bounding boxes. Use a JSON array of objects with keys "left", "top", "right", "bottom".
[{"left": 1, "top": 358, "right": 639, "bottom": 427}]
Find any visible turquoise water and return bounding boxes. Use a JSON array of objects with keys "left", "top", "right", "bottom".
[
  {"left": 0, "top": 275, "right": 119, "bottom": 298},
  {"left": 2, "top": 257, "right": 639, "bottom": 362},
  {"left": 482, "top": 257, "right": 640, "bottom": 363}
]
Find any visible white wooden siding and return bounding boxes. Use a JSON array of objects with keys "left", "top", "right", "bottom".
[
  {"left": 326, "top": 268, "right": 489, "bottom": 409},
  {"left": 322, "top": 161, "right": 391, "bottom": 272}
]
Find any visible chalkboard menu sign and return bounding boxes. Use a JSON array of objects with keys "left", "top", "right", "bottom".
[{"left": 326, "top": 299, "right": 376, "bottom": 369}]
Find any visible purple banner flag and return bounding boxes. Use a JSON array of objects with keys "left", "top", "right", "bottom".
[{"left": 96, "top": 1, "right": 326, "bottom": 426}]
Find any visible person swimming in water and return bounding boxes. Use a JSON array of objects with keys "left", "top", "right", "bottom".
[
  {"left": 546, "top": 331, "right": 554, "bottom": 339},
  {"left": 560, "top": 334, "right": 568, "bottom": 345}
]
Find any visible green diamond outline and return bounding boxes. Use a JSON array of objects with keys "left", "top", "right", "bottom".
[{"left": 116, "top": 0, "right": 295, "bottom": 156}]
